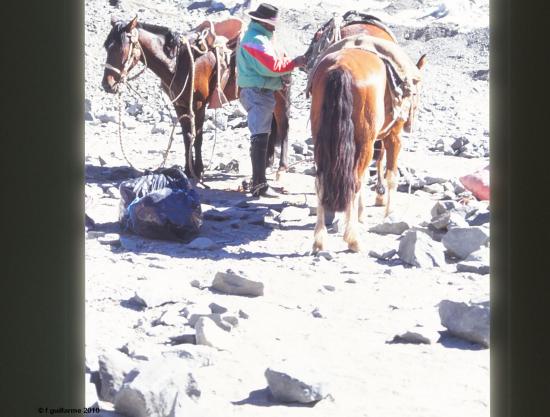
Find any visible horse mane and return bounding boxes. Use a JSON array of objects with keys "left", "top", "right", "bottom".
[{"left": 104, "top": 20, "right": 182, "bottom": 49}]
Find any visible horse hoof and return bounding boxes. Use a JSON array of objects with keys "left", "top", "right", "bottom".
[
  {"left": 375, "top": 194, "right": 386, "bottom": 206},
  {"left": 312, "top": 242, "right": 324, "bottom": 254},
  {"left": 348, "top": 240, "right": 361, "bottom": 253},
  {"left": 276, "top": 169, "right": 287, "bottom": 182}
]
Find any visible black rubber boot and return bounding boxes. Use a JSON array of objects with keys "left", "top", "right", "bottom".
[{"left": 250, "top": 133, "right": 278, "bottom": 198}]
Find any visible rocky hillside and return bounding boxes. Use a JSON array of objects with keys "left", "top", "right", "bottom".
[{"left": 85, "top": 1, "right": 490, "bottom": 416}]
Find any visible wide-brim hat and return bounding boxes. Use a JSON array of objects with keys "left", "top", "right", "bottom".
[{"left": 246, "top": 3, "right": 279, "bottom": 26}]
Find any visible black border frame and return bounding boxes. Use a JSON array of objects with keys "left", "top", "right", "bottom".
[{"left": 3, "top": 0, "right": 550, "bottom": 416}]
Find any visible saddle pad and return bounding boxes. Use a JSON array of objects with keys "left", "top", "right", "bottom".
[{"left": 310, "top": 34, "right": 421, "bottom": 89}]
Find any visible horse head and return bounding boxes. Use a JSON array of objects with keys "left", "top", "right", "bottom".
[{"left": 102, "top": 15, "right": 142, "bottom": 93}]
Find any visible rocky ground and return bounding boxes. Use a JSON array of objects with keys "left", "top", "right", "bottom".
[{"left": 85, "top": 1, "right": 490, "bottom": 416}]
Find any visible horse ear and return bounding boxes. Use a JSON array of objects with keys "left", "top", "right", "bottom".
[
  {"left": 416, "top": 54, "right": 427, "bottom": 70},
  {"left": 126, "top": 15, "right": 138, "bottom": 32}
]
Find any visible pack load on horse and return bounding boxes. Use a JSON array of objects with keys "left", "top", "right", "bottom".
[
  {"left": 101, "top": 15, "right": 291, "bottom": 185},
  {"left": 304, "top": 11, "right": 427, "bottom": 253}
]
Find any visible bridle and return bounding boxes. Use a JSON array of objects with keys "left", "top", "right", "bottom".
[{"left": 104, "top": 27, "right": 147, "bottom": 85}]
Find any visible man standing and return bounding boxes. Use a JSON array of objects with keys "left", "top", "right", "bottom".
[{"left": 237, "top": 3, "right": 306, "bottom": 197}]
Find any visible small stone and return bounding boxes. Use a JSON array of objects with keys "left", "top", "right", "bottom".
[
  {"left": 98, "top": 233, "right": 121, "bottom": 245},
  {"left": 187, "top": 237, "right": 218, "bottom": 250},
  {"left": 238, "top": 309, "right": 249, "bottom": 319},
  {"left": 311, "top": 308, "right": 324, "bottom": 318},
  {"left": 323, "top": 285, "right": 336, "bottom": 292},
  {"left": 467, "top": 210, "right": 490, "bottom": 226},
  {"left": 211, "top": 271, "right": 264, "bottom": 297},
  {"left": 292, "top": 143, "right": 305, "bottom": 155},
  {"left": 456, "top": 261, "right": 490, "bottom": 275},
  {"left": 439, "top": 299, "right": 490, "bottom": 347},
  {"left": 369, "top": 248, "right": 397, "bottom": 260},
  {"left": 369, "top": 218, "right": 410, "bottom": 235},
  {"left": 97, "top": 112, "right": 118, "bottom": 124},
  {"left": 190, "top": 280, "right": 202, "bottom": 289},
  {"left": 209, "top": 302, "right": 228, "bottom": 314},
  {"left": 315, "top": 251, "right": 334, "bottom": 261},
  {"left": 389, "top": 331, "right": 432, "bottom": 345}
]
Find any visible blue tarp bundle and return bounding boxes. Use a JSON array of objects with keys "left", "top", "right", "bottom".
[{"left": 119, "top": 166, "right": 202, "bottom": 241}]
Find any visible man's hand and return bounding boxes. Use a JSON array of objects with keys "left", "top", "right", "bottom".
[{"left": 292, "top": 55, "right": 307, "bottom": 68}]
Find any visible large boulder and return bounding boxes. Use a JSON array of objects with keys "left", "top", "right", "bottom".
[
  {"left": 439, "top": 300, "right": 490, "bottom": 347},
  {"left": 98, "top": 350, "right": 138, "bottom": 402},
  {"left": 114, "top": 359, "right": 200, "bottom": 417},
  {"left": 398, "top": 229, "right": 446, "bottom": 268},
  {"left": 442, "top": 226, "right": 489, "bottom": 259}
]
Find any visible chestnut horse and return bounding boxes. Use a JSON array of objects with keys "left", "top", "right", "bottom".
[
  {"left": 101, "top": 16, "right": 290, "bottom": 180},
  {"left": 308, "top": 25, "right": 426, "bottom": 253},
  {"left": 304, "top": 14, "right": 398, "bottom": 208}
]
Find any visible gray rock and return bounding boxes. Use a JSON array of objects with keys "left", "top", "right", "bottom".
[
  {"left": 398, "top": 229, "right": 446, "bottom": 268},
  {"left": 151, "top": 123, "right": 169, "bottom": 134},
  {"left": 442, "top": 227, "right": 489, "bottom": 259},
  {"left": 209, "top": 302, "right": 228, "bottom": 315},
  {"left": 431, "top": 200, "right": 476, "bottom": 219},
  {"left": 451, "top": 136, "right": 469, "bottom": 151},
  {"left": 423, "top": 183, "right": 445, "bottom": 194},
  {"left": 369, "top": 218, "right": 410, "bottom": 235},
  {"left": 126, "top": 103, "right": 143, "bottom": 116},
  {"left": 238, "top": 309, "right": 249, "bottom": 319},
  {"left": 114, "top": 359, "right": 200, "bottom": 417},
  {"left": 423, "top": 176, "right": 448, "bottom": 185},
  {"left": 127, "top": 289, "right": 177, "bottom": 310},
  {"left": 389, "top": 331, "right": 432, "bottom": 345},
  {"left": 187, "top": 237, "right": 218, "bottom": 250},
  {"left": 222, "top": 315, "right": 239, "bottom": 327},
  {"left": 195, "top": 317, "right": 232, "bottom": 350},
  {"left": 188, "top": 313, "right": 231, "bottom": 332},
  {"left": 467, "top": 210, "right": 490, "bottom": 226},
  {"left": 368, "top": 248, "right": 397, "bottom": 260},
  {"left": 315, "top": 251, "right": 334, "bottom": 261},
  {"left": 265, "top": 366, "right": 330, "bottom": 404},
  {"left": 97, "top": 112, "right": 118, "bottom": 124},
  {"left": 456, "top": 261, "right": 490, "bottom": 275},
  {"left": 465, "top": 247, "right": 490, "bottom": 263},
  {"left": 430, "top": 211, "right": 469, "bottom": 230},
  {"left": 98, "top": 350, "right": 138, "bottom": 402},
  {"left": 169, "top": 334, "right": 197, "bottom": 345},
  {"left": 292, "top": 143, "right": 305, "bottom": 155},
  {"left": 211, "top": 271, "right": 264, "bottom": 297},
  {"left": 439, "top": 300, "right": 490, "bottom": 347}
]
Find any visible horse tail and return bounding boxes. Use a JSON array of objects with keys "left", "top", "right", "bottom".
[{"left": 315, "top": 67, "right": 356, "bottom": 212}]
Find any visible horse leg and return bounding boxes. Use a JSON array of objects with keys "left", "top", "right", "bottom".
[
  {"left": 175, "top": 105, "right": 193, "bottom": 178},
  {"left": 374, "top": 142, "right": 387, "bottom": 206},
  {"left": 382, "top": 131, "right": 402, "bottom": 217},
  {"left": 274, "top": 88, "right": 290, "bottom": 181},
  {"left": 266, "top": 117, "right": 277, "bottom": 168},
  {"left": 344, "top": 191, "right": 361, "bottom": 252},
  {"left": 193, "top": 104, "right": 206, "bottom": 178},
  {"left": 358, "top": 177, "right": 366, "bottom": 223},
  {"left": 312, "top": 177, "right": 328, "bottom": 253}
]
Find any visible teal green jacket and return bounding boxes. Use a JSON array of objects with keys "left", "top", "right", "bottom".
[{"left": 237, "top": 21, "right": 296, "bottom": 90}]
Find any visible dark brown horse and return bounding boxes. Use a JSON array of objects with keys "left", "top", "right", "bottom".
[
  {"left": 303, "top": 15, "right": 398, "bottom": 208},
  {"left": 101, "top": 16, "right": 290, "bottom": 180},
  {"left": 307, "top": 25, "right": 426, "bottom": 253}
]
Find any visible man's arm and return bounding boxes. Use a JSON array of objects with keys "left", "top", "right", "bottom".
[{"left": 241, "top": 37, "right": 298, "bottom": 77}]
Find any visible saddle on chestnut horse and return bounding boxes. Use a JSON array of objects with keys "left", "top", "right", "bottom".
[
  {"left": 191, "top": 17, "right": 244, "bottom": 109},
  {"left": 307, "top": 34, "right": 422, "bottom": 133}
]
